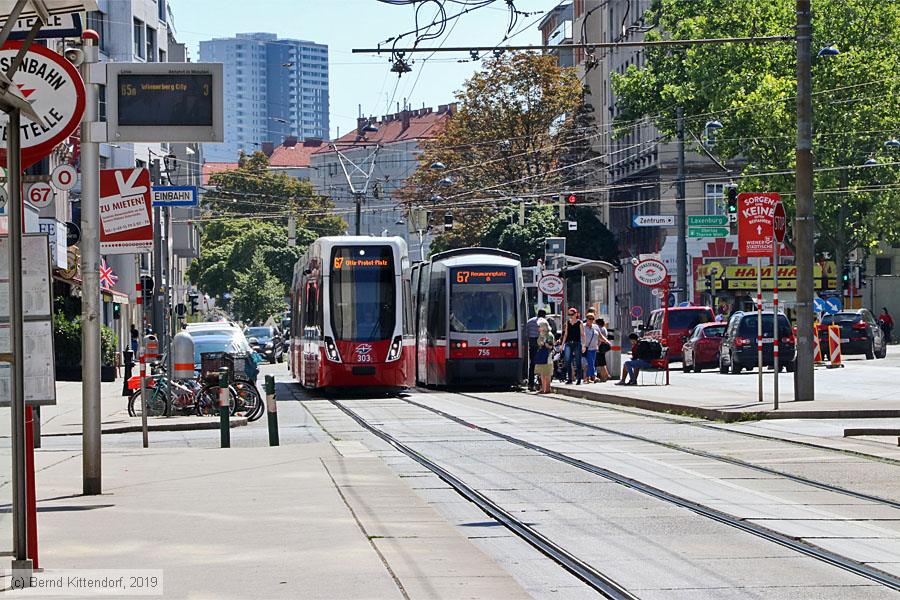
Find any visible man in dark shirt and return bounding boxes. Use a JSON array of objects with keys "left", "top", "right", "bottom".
[{"left": 616, "top": 333, "right": 654, "bottom": 385}]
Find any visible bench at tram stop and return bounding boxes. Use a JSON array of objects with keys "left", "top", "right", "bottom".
[{"left": 637, "top": 348, "right": 669, "bottom": 386}]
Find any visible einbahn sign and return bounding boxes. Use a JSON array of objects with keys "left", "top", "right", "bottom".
[{"left": 0, "top": 41, "right": 85, "bottom": 169}]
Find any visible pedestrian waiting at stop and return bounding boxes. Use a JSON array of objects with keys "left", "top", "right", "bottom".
[
  {"left": 533, "top": 320, "right": 555, "bottom": 394},
  {"left": 525, "top": 309, "right": 549, "bottom": 391},
  {"left": 583, "top": 313, "right": 603, "bottom": 383},
  {"left": 594, "top": 317, "right": 612, "bottom": 382},
  {"left": 560, "top": 308, "right": 585, "bottom": 385},
  {"left": 616, "top": 333, "right": 657, "bottom": 386}
]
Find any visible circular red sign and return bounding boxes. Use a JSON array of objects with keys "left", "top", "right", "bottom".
[
  {"left": 773, "top": 201, "right": 787, "bottom": 243},
  {"left": 0, "top": 42, "right": 86, "bottom": 169}
]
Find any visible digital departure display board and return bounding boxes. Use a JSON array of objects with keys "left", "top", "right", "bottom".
[
  {"left": 452, "top": 268, "right": 514, "bottom": 284},
  {"left": 106, "top": 63, "right": 223, "bottom": 143},
  {"left": 117, "top": 74, "right": 213, "bottom": 127}
]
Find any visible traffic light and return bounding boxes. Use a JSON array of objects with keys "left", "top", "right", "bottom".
[
  {"left": 188, "top": 292, "right": 199, "bottom": 315},
  {"left": 841, "top": 266, "right": 851, "bottom": 291},
  {"left": 705, "top": 274, "right": 713, "bottom": 291},
  {"left": 112, "top": 303, "right": 121, "bottom": 320},
  {"left": 858, "top": 261, "right": 867, "bottom": 288},
  {"left": 443, "top": 211, "right": 453, "bottom": 231},
  {"left": 726, "top": 186, "right": 738, "bottom": 214},
  {"left": 566, "top": 193, "right": 578, "bottom": 221},
  {"left": 140, "top": 275, "right": 154, "bottom": 303}
]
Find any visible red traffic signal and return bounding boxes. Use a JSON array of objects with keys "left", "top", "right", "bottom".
[{"left": 566, "top": 193, "right": 578, "bottom": 204}]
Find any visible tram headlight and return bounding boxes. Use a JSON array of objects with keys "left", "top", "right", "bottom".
[
  {"left": 386, "top": 335, "right": 403, "bottom": 362},
  {"left": 324, "top": 336, "right": 342, "bottom": 363}
]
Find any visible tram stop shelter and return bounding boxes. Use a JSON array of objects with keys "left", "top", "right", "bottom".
[{"left": 559, "top": 256, "right": 621, "bottom": 374}]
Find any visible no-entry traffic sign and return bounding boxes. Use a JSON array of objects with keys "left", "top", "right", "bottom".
[
  {"left": 99, "top": 168, "right": 153, "bottom": 254},
  {"left": 737, "top": 192, "right": 780, "bottom": 257}
]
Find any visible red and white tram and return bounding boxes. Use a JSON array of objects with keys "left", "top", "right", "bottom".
[
  {"left": 289, "top": 236, "right": 414, "bottom": 389},
  {"left": 412, "top": 248, "right": 526, "bottom": 387}
]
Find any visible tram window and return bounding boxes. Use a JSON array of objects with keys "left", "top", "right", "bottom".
[
  {"left": 402, "top": 278, "right": 413, "bottom": 336},
  {"left": 330, "top": 246, "right": 396, "bottom": 341},
  {"left": 449, "top": 267, "right": 516, "bottom": 333},
  {"left": 305, "top": 283, "right": 318, "bottom": 333}
]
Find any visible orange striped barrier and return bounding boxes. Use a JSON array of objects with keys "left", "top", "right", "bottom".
[
  {"left": 826, "top": 324, "right": 843, "bottom": 368},
  {"left": 813, "top": 324, "right": 823, "bottom": 364}
]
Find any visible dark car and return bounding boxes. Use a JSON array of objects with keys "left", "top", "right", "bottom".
[
  {"left": 818, "top": 309, "right": 886, "bottom": 360},
  {"left": 645, "top": 306, "right": 716, "bottom": 362},
  {"left": 719, "top": 311, "right": 796, "bottom": 374},
  {"left": 245, "top": 326, "right": 284, "bottom": 364},
  {"left": 682, "top": 322, "right": 727, "bottom": 373}
]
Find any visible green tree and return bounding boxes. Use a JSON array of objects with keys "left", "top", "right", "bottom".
[
  {"left": 400, "top": 52, "right": 583, "bottom": 250},
  {"left": 612, "top": 0, "right": 900, "bottom": 272},
  {"left": 231, "top": 251, "right": 286, "bottom": 325}
]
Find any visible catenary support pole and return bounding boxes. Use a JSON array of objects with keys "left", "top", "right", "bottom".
[
  {"left": 757, "top": 257, "right": 763, "bottom": 403},
  {"left": 8, "top": 106, "right": 31, "bottom": 570},
  {"left": 136, "top": 256, "right": 148, "bottom": 448},
  {"left": 794, "top": 0, "right": 815, "bottom": 401},
  {"left": 676, "top": 108, "right": 687, "bottom": 303},
  {"left": 80, "top": 32, "right": 102, "bottom": 495},
  {"left": 774, "top": 243, "right": 780, "bottom": 410}
]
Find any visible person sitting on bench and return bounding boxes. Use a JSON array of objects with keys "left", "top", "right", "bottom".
[{"left": 616, "top": 333, "right": 658, "bottom": 386}]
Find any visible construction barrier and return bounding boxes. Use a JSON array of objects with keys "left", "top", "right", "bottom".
[
  {"left": 827, "top": 324, "right": 842, "bottom": 368},
  {"left": 813, "top": 323, "right": 823, "bottom": 364}
]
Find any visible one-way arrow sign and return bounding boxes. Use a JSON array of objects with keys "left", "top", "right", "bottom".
[{"left": 633, "top": 215, "right": 675, "bottom": 227}]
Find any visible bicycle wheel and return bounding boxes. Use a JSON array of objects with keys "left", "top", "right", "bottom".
[
  {"left": 232, "top": 381, "right": 262, "bottom": 421},
  {"left": 197, "top": 384, "right": 236, "bottom": 416},
  {"left": 130, "top": 386, "right": 170, "bottom": 417}
]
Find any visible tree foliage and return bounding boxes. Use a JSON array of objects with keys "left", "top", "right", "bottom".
[
  {"left": 612, "top": 0, "right": 900, "bottom": 270},
  {"left": 231, "top": 251, "right": 286, "bottom": 325},
  {"left": 400, "top": 52, "right": 583, "bottom": 249}
]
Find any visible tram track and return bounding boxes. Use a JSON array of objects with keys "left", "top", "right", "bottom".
[
  {"left": 446, "top": 391, "right": 900, "bottom": 510},
  {"left": 540, "top": 390, "right": 900, "bottom": 467},
  {"left": 327, "top": 398, "right": 639, "bottom": 600},
  {"left": 384, "top": 394, "right": 900, "bottom": 592}
]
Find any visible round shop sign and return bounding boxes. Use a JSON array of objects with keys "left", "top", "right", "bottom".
[
  {"left": 0, "top": 42, "right": 86, "bottom": 169},
  {"left": 633, "top": 258, "right": 668, "bottom": 287},
  {"left": 538, "top": 274, "right": 564, "bottom": 296}
]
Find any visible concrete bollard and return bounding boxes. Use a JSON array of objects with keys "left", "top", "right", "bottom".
[
  {"left": 218, "top": 367, "right": 230, "bottom": 448},
  {"left": 265, "top": 375, "right": 279, "bottom": 447}
]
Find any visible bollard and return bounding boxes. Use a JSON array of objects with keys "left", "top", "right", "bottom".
[
  {"left": 265, "top": 375, "right": 279, "bottom": 447},
  {"left": 218, "top": 367, "right": 231, "bottom": 448}
]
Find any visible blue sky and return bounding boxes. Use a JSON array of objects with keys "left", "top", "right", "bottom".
[{"left": 169, "top": 0, "right": 545, "bottom": 139}]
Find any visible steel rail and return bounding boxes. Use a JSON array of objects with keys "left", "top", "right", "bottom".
[
  {"left": 394, "top": 396, "right": 900, "bottom": 591},
  {"left": 328, "top": 399, "right": 639, "bottom": 600},
  {"left": 450, "top": 392, "right": 900, "bottom": 510}
]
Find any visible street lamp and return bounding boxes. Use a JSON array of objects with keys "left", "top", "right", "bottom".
[
  {"left": 863, "top": 157, "right": 879, "bottom": 166},
  {"left": 438, "top": 176, "right": 453, "bottom": 187},
  {"left": 885, "top": 139, "right": 900, "bottom": 150},
  {"left": 817, "top": 44, "right": 840, "bottom": 58},
  {"left": 429, "top": 161, "right": 446, "bottom": 170},
  {"left": 704, "top": 120, "right": 723, "bottom": 148}
]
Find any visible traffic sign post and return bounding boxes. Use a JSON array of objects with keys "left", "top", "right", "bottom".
[
  {"left": 633, "top": 259, "right": 670, "bottom": 386},
  {"left": 772, "top": 201, "right": 786, "bottom": 410}
]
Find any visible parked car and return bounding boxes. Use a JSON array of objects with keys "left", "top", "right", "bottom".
[
  {"left": 719, "top": 311, "right": 795, "bottom": 374},
  {"left": 645, "top": 306, "right": 716, "bottom": 362},
  {"left": 682, "top": 322, "right": 727, "bottom": 372},
  {"left": 245, "top": 326, "right": 284, "bottom": 363},
  {"left": 818, "top": 309, "right": 887, "bottom": 360},
  {"left": 189, "top": 331, "right": 260, "bottom": 382}
]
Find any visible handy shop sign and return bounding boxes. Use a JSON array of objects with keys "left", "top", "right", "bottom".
[{"left": 0, "top": 42, "right": 85, "bottom": 169}]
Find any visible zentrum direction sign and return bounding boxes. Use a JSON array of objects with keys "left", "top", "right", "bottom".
[{"left": 0, "top": 41, "right": 85, "bottom": 169}]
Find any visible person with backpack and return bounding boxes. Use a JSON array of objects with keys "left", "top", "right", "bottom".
[
  {"left": 616, "top": 333, "right": 660, "bottom": 386},
  {"left": 595, "top": 317, "right": 612, "bottom": 382}
]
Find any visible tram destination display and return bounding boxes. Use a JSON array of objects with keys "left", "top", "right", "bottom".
[
  {"left": 105, "top": 63, "right": 223, "bottom": 143},
  {"left": 451, "top": 268, "right": 514, "bottom": 284}
]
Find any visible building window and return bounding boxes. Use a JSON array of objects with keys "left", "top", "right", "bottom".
[
  {"left": 98, "top": 84, "right": 106, "bottom": 121},
  {"left": 705, "top": 182, "right": 726, "bottom": 215},
  {"left": 876, "top": 257, "right": 893, "bottom": 276},
  {"left": 158, "top": 0, "right": 167, "bottom": 23},
  {"left": 146, "top": 27, "right": 157, "bottom": 62},
  {"left": 133, "top": 19, "right": 145, "bottom": 59},
  {"left": 86, "top": 11, "right": 107, "bottom": 51},
  {"left": 158, "top": 49, "right": 166, "bottom": 63}
]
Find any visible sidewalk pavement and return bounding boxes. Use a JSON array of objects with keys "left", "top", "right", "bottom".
[
  {"left": 552, "top": 354, "right": 900, "bottom": 422},
  {"left": 28, "top": 440, "right": 530, "bottom": 599}
]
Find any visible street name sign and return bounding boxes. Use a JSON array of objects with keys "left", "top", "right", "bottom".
[
  {"left": 688, "top": 214, "right": 727, "bottom": 227},
  {"left": 151, "top": 185, "right": 198, "bottom": 207},
  {"left": 737, "top": 192, "right": 780, "bottom": 257},
  {"left": 0, "top": 42, "right": 85, "bottom": 169},
  {"left": 634, "top": 258, "right": 668, "bottom": 287},
  {"left": 688, "top": 226, "right": 729, "bottom": 238},
  {"left": 99, "top": 168, "right": 153, "bottom": 254},
  {"left": 633, "top": 215, "right": 675, "bottom": 227}
]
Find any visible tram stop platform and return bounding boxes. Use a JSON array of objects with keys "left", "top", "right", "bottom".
[
  {"left": 550, "top": 353, "right": 900, "bottom": 423},
  {"left": 28, "top": 438, "right": 530, "bottom": 599}
]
